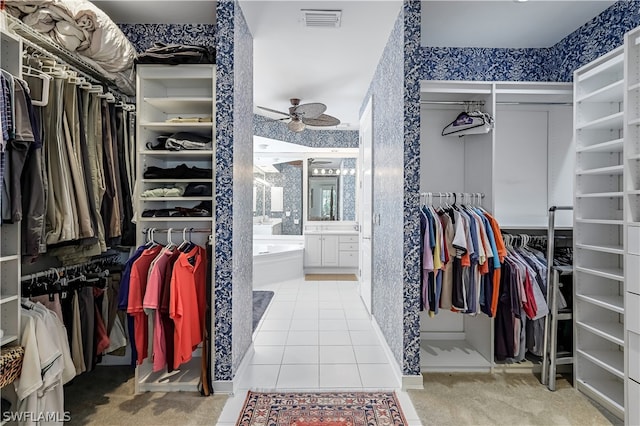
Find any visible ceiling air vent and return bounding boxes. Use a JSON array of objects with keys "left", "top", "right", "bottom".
[{"left": 301, "top": 9, "right": 342, "bottom": 28}]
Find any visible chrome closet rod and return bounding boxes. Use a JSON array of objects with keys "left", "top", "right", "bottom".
[{"left": 420, "top": 100, "right": 572, "bottom": 105}]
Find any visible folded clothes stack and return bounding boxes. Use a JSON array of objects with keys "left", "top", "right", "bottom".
[
  {"left": 143, "top": 164, "right": 212, "bottom": 179},
  {"left": 146, "top": 132, "right": 212, "bottom": 151},
  {"left": 141, "top": 201, "right": 213, "bottom": 218},
  {"left": 141, "top": 183, "right": 212, "bottom": 198}
]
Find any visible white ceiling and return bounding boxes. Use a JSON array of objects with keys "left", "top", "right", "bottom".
[
  {"left": 421, "top": 0, "right": 615, "bottom": 48},
  {"left": 91, "top": 0, "right": 616, "bottom": 133}
]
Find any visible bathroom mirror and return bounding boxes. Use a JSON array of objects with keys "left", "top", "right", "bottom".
[
  {"left": 307, "top": 157, "right": 357, "bottom": 222},
  {"left": 253, "top": 161, "right": 303, "bottom": 235}
]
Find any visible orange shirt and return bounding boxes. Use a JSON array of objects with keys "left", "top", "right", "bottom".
[
  {"left": 127, "top": 244, "right": 163, "bottom": 365},
  {"left": 170, "top": 245, "right": 208, "bottom": 368},
  {"left": 483, "top": 212, "right": 506, "bottom": 316}
]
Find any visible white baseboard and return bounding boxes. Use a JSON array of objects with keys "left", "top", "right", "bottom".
[{"left": 213, "top": 343, "right": 255, "bottom": 394}]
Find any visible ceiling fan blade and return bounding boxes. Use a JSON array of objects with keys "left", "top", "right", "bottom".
[
  {"left": 257, "top": 105, "right": 290, "bottom": 116},
  {"left": 293, "top": 102, "right": 326, "bottom": 119},
  {"left": 302, "top": 114, "right": 341, "bottom": 127}
]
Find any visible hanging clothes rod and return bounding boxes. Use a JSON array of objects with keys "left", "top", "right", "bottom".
[
  {"left": 420, "top": 100, "right": 572, "bottom": 106},
  {"left": 140, "top": 228, "right": 212, "bottom": 233},
  {"left": 17, "top": 28, "right": 132, "bottom": 104},
  {"left": 20, "top": 255, "right": 120, "bottom": 282}
]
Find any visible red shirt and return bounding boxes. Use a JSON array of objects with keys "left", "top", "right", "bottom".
[
  {"left": 170, "top": 245, "right": 207, "bottom": 368},
  {"left": 127, "top": 244, "right": 162, "bottom": 365}
]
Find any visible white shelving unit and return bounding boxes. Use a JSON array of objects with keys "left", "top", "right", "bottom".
[
  {"left": 134, "top": 64, "right": 215, "bottom": 393},
  {"left": 624, "top": 26, "right": 640, "bottom": 426},
  {"left": 574, "top": 43, "right": 626, "bottom": 420},
  {"left": 1, "top": 28, "right": 22, "bottom": 350},
  {"left": 419, "top": 81, "right": 574, "bottom": 372}
]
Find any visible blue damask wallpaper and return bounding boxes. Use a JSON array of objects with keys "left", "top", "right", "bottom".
[
  {"left": 231, "top": 2, "right": 254, "bottom": 378},
  {"left": 341, "top": 158, "right": 356, "bottom": 222},
  {"left": 254, "top": 115, "right": 358, "bottom": 148},
  {"left": 402, "top": 0, "right": 423, "bottom": 378},
  {"left": 421, "top": 47, "right": 551, "bottom": 81},
  {"left": 549, "top": 0, "right": 640, "bottom": 81},
  {"left": 118, "top": 24, "right": 216, "bottom": 52},
  {"left": 419, "top": 0, "right": 640, "bottom": 82},
  {"left": 365, "top": 6, "right": 406, "bottom": 373},
  {"left": 255, "top": 163, "right": 303, "bottom": 236}
]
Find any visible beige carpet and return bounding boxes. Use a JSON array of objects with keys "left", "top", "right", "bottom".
[
  {"left": 305, "top": 274, "right": 358, "bottom": 281},
  {"left": 408, "top": 372, "right": 621, "bottom": 426},
  {"left": 64, "top": 366, "right": 227, "bottom": 425}
]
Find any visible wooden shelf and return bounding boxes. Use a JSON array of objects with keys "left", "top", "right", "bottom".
[
  {"left": 577, "top": 320, "right": 624, "bottom": 346},
  {"left": 575, "top": 219, "right": 623, "bottom": 226},
  {"left": 144, "top": 97, "right": 214, "bottom": 114},
  {"left": 575, "top": 243, "right": 624, "bottom": 255},
  {"left": 576, "top": 349, "right": 624, "bottom": 379},
  {"left": 576, "top": 111, "right": 624, "bottom": 131},
  {"left": 140, "top": 197, "right": 213, "bottom": 202},
  {"left": 0, "top": 295, "right": 19, "bottom": 305},
  {"left": 575, "top": 266, "right": 624, "bottom": 281},
  {"left": 576, "top": 293, "right": 624, "bottom": 314},
  {"left": 576, "top": 138, "right": 624, "bottom": 153},
  {"left": 576, "top": 80, "right": 624, "bottom": 103},
  {"left": 139, "top": 150, "right": 214, "bottom": 157},
  {"left": 0, "top": 335, "right": 18, "bottom": 346},
  {"left": 140, "top": 122, "right": 213, "bottom": 133},
  {"left": 576, "top": 379, "right": 624, "bottom": 419},
  {"left": 576, "top": 192, "right": 623, "bottom": 198},
  {"left": 576, "top": 165, "right": 623, "bottom": 176}
]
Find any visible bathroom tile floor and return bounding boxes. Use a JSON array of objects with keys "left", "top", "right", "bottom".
[{"left": 217, "top": 277, "right": 422, "bottom": 425}]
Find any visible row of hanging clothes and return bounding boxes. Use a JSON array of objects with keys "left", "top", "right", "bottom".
[
  {"left": 496, "top": 233, "right": 572, "bottom": 363},
  {"left": 119, "top": 228, "right": 213, "bottom": 395},
  {"left": 21, "top": 255, "right": 127, "bottom": 374},
  {"left": 1, "top": 46, "right": 136, "bottom": 264},
  {"left": 419, "top": 192, "right": 506, "bottom": 318}
]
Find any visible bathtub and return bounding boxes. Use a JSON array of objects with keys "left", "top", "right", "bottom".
[{"left": 253, "top": 237, "right": 304, "bottom": 286}]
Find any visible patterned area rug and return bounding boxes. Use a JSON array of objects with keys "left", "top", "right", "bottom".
[{"left": 235, "top": 391, "right": 408, "bottom": 426}]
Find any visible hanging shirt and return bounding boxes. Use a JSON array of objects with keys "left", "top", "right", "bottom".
[
  {"left": 127, "top": 244, "right": 163, "bottom": 365},
  {"left": 170, "top": 244, "right": 208, "bottom": 368}
]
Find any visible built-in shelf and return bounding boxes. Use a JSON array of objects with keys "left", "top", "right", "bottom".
[
  {"left": 576, "top": 379, "right": 625, "bottom": 419},
  {"left": 576, "top": 293, "right": 625, "bottom": 314},
  {"left": 575, "top": 266, "right": 624, "bottom": 281},
  {"left": 577, "top": 138, "right": 624, "bottom": 153},
  {"left": 577, "top": 111, "right": 624, "bottom": 131},
  {"left": 577, "top": 349, "right": 625, "bottom": 379},
  {"left": 140, "top": 122, "right": 213, "bottom": 133},
  {"left": 629, "top": 82, "right": 640, "bottom": 92},
  {"left": 0, "top": 255, "right": 19, "bottom": 262},
  {"left": 576, "top": 51, "right": 624, "bottom": 83},
  {"left": 0, "top": 295, "right": 19, "bottom": 305},
  {"left": 629, "top": 117, "right": 640, "bottom": 126},
  {"left": 575, "top": 243, "right": 624, "bottom": 255},
  {"left": 576, "top": 192, "right": 623, "bottom": 198},
  {"left": 142, "top": 179, "right": 213, "bottom": 183},
  {"left": 577, "top": 321, "right": 625, "bottom": 346},
  {"left": 0, "top": 335, "right": 18, "bottom": 346},
  {"left": 139, "top": 150, "right": 214, "bottom": 157},
  {"left": 140, "top": 197, "right": 213, "bottom": 202},
  {"left": 577, "top": 80, "right": 625, "bottom": 103},
  {"left": 138, "top": 216, "right": 213, "bottom": 222},
  {"left": 144, "top": 97, "right": 214, "bottom": 114},
  {"left": 577, "top": 164, "right": 624, "bottom": 176},
  {"left": 575, "top": 219, "right": 624, "bottom": 226},
  {"left": 627, "top": 154, "right": 640, "bottom": 161}
]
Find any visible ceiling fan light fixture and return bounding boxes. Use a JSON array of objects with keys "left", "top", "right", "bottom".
[{"left": 288, "top": 118, "right": 306, "bottom": 132}]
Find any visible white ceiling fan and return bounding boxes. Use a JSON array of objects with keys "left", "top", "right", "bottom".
[{"left": 258, "top": 98, "right": 341, "bottom": 132}]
